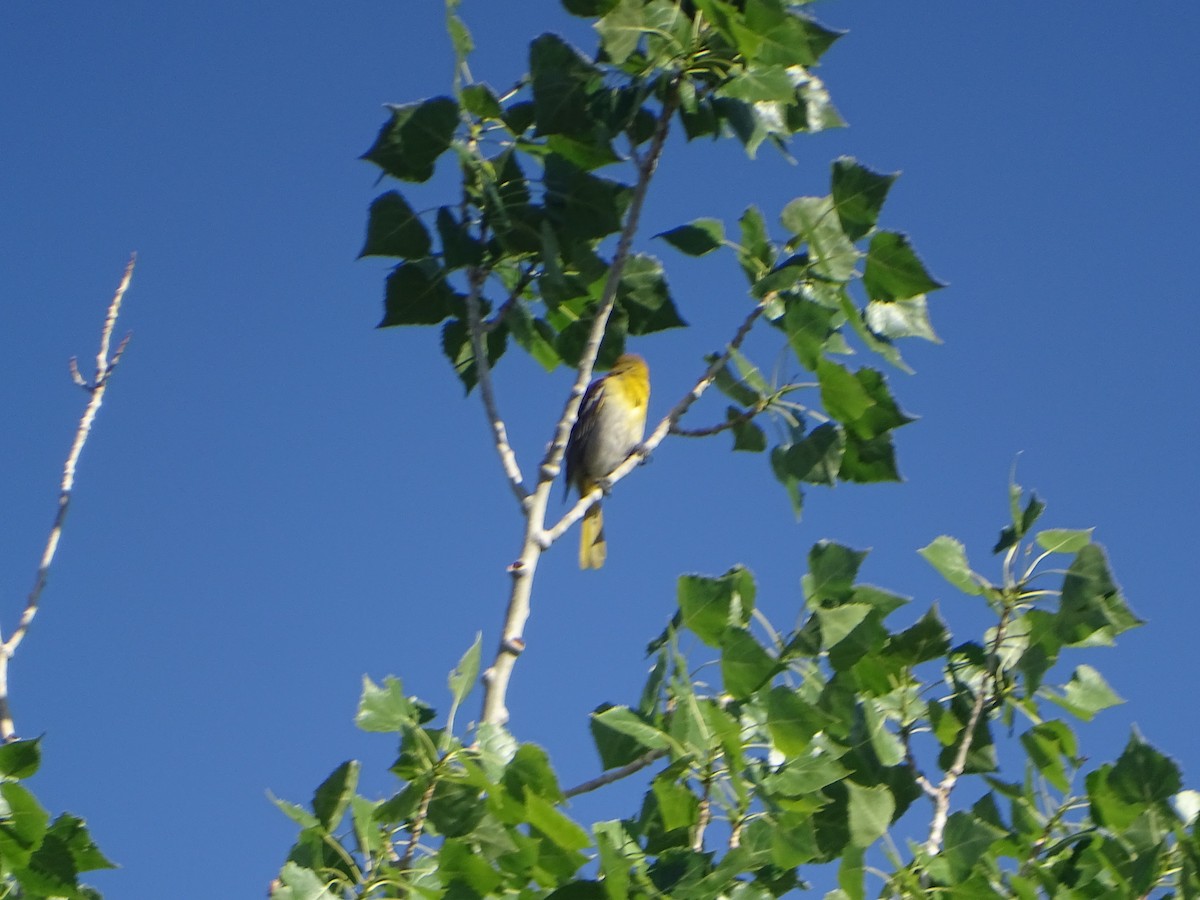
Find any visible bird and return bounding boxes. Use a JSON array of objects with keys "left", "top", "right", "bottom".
[{"left": 564, "top": 353, "right": 650, "bottom": 569}]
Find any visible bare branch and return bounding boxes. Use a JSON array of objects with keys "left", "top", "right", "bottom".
[
  {"left": 464, "top": 266, "right": 529, "bottom": 505},
  {"left": 670, "top": 402, "right": 765, "bottom": 438},
  {"left": 563, "top": 747, "right": 668, "bottom": 799},
  {"left": 482, "top": 266, "right": 535, "bottom": 334},
  {"left": 923, "top": 604, "right": 1013, "bottom": 855},
  {"left": 0, "top": 255, "right": 136, "bottom": 741}
]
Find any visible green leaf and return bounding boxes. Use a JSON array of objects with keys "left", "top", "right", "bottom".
[
  {"left": 1021, "top": 721, "right": 1078, "bottom": 793},
  {"left": 765, "top": 755, "right": 849, "bottom": 796},
  {"left": 531, "top": 34, "right": 603, "bottom": 139},
  {"left": 862, "top": 231, "right": 945, "bottom": 302},
  {"left": 527, "top": 793, "right": 593, "bottom": 851},
  {"left": 651, "top": 776, "right": 699, "bottom": 833},
  {"left": 717, "top": 65, "right": 798, "bottom": 103},
  {"left": 0, "top": 739, "right": 40, "bottom": 780},
  {"left": 545, "top": 881, "right": 608, "bottom": 900},
  {"left": 781, "top": 196, "right": 859, "bottom": 282},
  {"left": 562, "top": 0, "right": 619, "bottom": 16},
  {"left": 272, "top": 861, "right": 338, "bottom": 900},
  {"left": 360, "top": 191, "right": 432, "bottom": 259},
  {"left": 739, "top": 6, "right": 843, "bottom": 67},
  {"left": 594, "top": 821, "right": 636, "bottom": 900},
  {"left": 779, "top": 423, "right": 845, "bottom": 486},
  {"left": 544, "top": 154, "right": 631, "bottom": 241},
  {"left": 919, "top": 536, "right": 984, "bottom": 595},
  {"left": 817, "top": 359, "right": 873, "bottom": 424},
  {"left": 770, "top": 445, "right": 804, "bottom": 519},
  {"left": 1110, "top": 733, "right": 1182, "bottom": 806},
  {"left": 546, "top": 133, "right": 621, "bottom": 171},
  {"left": 436, "top": 206, "right": 484, "bottom": 269},
  {"left": 427, "top": 780, "right": 486, "bottom": 837},
  {"left": 0, "top": 782, "right": 49, "bottom": 866},
  {"left": 447, "top": 632, "right": 482, "bottom": 713},
  {"left": 439, "top": 838, "right": 505, "bottom": 895},
  {"left": 783, "top": 296, "right": 834, "bottom": 370},
  {"left": 806, "top": 541, "right": 867, "bottom": 604},
  {"left": 831, "top": 157, "right": 897, "bottom": 242},
  {"left": 887, "top": 605, "right": 950, "bottom": 665},
  {"left": 617, "top": 254, "right": 688, "bottom": 334},
  {"left": 590, "top": 705, "right": 671, "bottom": 769},
  {"left": 765, "top": 687, "right": 819, "bottom": 755},
  {"left": 1054, "top": 544, "right": 1142, "bottom": 646},
  {"left": 442, "top": 316, "right": 508, "bottom": 392},
  {"left": 361, "top": 97, "right": 459, "bottom": 183},
  {"left": 863, "top": 701, "right": 905, "bottom": 767},
  {"left": 45, "top": 813, "right": 115, "bottom": 874},
  {"left": 460, "top": 83, "right": 501, "bottom": 120},
  {"left": 737, "top": 205, "right": 774, "bottom": 281},
  {"left": 838, "top": 845, "right": 865, "bottom": 900},
  {"left": 380, "top": 259, "right": 457, "bottom": 327},
  {"left": 935, "top": 811, "right": 1005, "bottom": 882},
  {"left": 356, "top": 675, "right": 422, "bottom": 733},
  {"left": 272, "top": 794, "right": 319, "bottom": 829},
  {"left": 1035, "top": 528, "right": 1094, "bottom": 554},
  {"left": 19, "top": 832, "right": 79, "bottom": 897},
  {"left": 445, "top": 3, "right": 473, "bottom": 65},
  {"left": 815, "top": 604, "right": 872, "bottom": 650},
  {"left": 865, "top": 296, "right": 940, "bottom": 342},
  {"left": 656, "top": 218, "right": 725, "bottom": 256},
  {"left": 846, "top": 782, "right": 893, "bottom": 847},
  {"left": 1045, "top": 664, "right": 1123, "bottom": 721},
  {"left": 720, "top": 626, "right": 777, "bottom": 699},
  {"left": 839, "top": 430, "right": 901, "bottom": 483},
  {"left": 312, "top": 760, "right": 359, "bottom": 831},
  {"left": 595, "top": 0, "right": 646, "bottom": 65},
  {"left": 677, "top": 567, "right": 756, "bottom": 647},
  {"left": 505, "top": 743, "right": 564, "bottom": 804},
  {"left": 729, "top": 410, "right": 767, "bottom": 452},
  {"left": 508, "top": 305, "right": 561, "bottom": 371}
]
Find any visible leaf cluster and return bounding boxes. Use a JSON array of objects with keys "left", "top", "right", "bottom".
[
  {"left": 271, "top": 488, "right": 1199, "bottom": 898},
  {"left": 0, "top": 739, "right": 114, "bottom": 899}
]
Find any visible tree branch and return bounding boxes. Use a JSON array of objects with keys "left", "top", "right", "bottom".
[
  {"left": 923, "top": 604, "right": 1013, "bottom": 855},
  {"left": 464, "top": 265, "right": 529, "bottom": 505},
  {"left": 398, "top": 774, "right": 437, "bottom": 878},
  {"left": 562, "top": 747, "right": 668, "bottom": 799},
  {"left": 0, "top": 255, "right": 136, "bottom": 741},
  {"left": 479, "top": 82, "right": 682, "bottom": 728}
]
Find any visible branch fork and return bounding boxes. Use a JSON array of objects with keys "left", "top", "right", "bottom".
[{"left": 1, "top": 255, "right": 136, "bottom": 741}]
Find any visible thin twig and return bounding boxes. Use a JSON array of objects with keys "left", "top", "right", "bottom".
[
  {"left": 482, "top": 266, "right": 536, "bottom": 334},
  {"left": 693, "top": 767, "right": 713, "bottom": 852},
  {"left": 563, "top": 747, "right": 669, "bottom": 799},
  {"left": 923, "top": 604, "right": 1013, "bottom": 855},
  {"left": 478, "top": 81, "right": 682, "bottom": 728},
  {"left": 0, "top": 255, "right": 136, "bottom": 741},
  {"left": 464, "top": 265, "right": 529, "bottom": 505},
  {"left": 670, "top": 401, "right": 766, "bottom": 438},
  {"left": 399, "top": 776, "right": 437, "bottom": 873},
  {"left": 900, "top": 725, "right": 939, "bottom": 800}
]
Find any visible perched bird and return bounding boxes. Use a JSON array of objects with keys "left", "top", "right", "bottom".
[{"left": 565, "top": 354, "right": 650, "bottom": 569}]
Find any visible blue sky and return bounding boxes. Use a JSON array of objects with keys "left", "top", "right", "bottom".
[{"left": 2, "top": 2, "right": 1198, "bottom": 896}]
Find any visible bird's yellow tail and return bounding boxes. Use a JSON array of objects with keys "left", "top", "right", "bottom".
[{"left": 580, "top": 503, "right": 606, "bottom": 569}]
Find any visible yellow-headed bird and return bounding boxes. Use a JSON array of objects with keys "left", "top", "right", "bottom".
[{"left": 565, "top": 354, "right": 650, "bottom": 569}]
